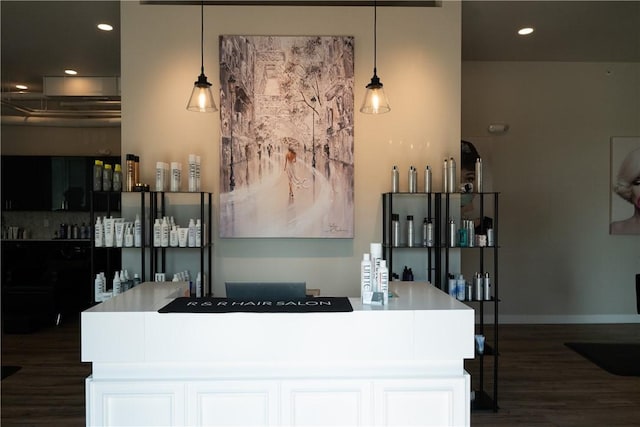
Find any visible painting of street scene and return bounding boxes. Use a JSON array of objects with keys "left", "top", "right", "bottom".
[{"left": 219, "top": 35, "right": 354, "bottom": 238}]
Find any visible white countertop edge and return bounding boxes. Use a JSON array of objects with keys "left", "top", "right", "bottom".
[{"left": 89, "top": 360, "right": 467, "bottom": 380}]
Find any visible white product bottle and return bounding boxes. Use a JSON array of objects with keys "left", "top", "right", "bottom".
[
  {"left": 195, "top": 155, "right": 201, "bottom": 191},
  {"left": 94, "top": 273, "right": 104, "bottom": 302},
  {"left": 124, "top": 224, "right": 134, "bottom": 247},
  {"left": 94, "top": 217, "right": 103, "bottom": 247},
  {"left": 133, "top": 273, "right": 141, "bottom": 287},
  {"left": 169, "top": 225, "right": 178, "bottom": 247},
  {"left": 112, "top": 271, "right": 121, "bottom": 296},
  {"left": 370, "top": 243, "right": 382, "bottom": 293},
  {"left": 195, "top": 219, "right": 202, "bottom": 247},
  {"left": 195, "top": 272, "right": 202, "bottom": 298},
  {"left": 160, "top": 216, "right": 169, "bottom": 247},
  {"left": 134, "top": 214, "right": 142, "bottom": 247},
  {"left": 155, "top": 161, "right": 165, "bottom": 191},
  {"left": 360, "top": 253, "right": 373, "bottom": 305},
  {"left": 187, "top": 219, "right": 196, "bottom": 247},
  {"left": 170, "top": 162, "right": 181, "bottom": 192},
  {"left": 456, "top": 274, "right": 466, "bottom": 301},
  {"left": 448, "top": 275, "right": 457, "bottom": 296},
  {"left": 153, "top": 218, "right": 162, "bottom": 247},
  {"left": 378, "top": 259, "right": 389, "bottom": 305},
  {"left": 188, "top": 154, "right": 197, "bottom": 192}
]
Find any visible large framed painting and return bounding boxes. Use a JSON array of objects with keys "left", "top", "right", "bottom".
[
  {"left": 219, "top": 35, "right": 355, "bottom": 238},
  {"left": 610, "top": 136, "right": 640, "bottom": 235}
]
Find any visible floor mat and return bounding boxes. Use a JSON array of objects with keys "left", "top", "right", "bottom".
[{"left": 565, "top": 342, "right": 640, "bottom": 376}]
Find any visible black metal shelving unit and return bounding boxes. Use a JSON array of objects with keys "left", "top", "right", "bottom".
[
  {"left": 381, "top": 191, "right": 500, "bottom": 412},
  {"left": 148, "top": 191, "right": 213, "bottom": 296}
]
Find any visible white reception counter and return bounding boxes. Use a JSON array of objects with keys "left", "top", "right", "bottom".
[{"left": 82, "top": 281, "right": 474, "bottom": 426}]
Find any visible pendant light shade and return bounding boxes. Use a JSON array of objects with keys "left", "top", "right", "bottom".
[
  {"left": 360, "top": 0, "right": 390, "bottom": 114},
  {"left": 187, "top": 1, "right": 217, "bottom": 113},
  {"left": 360, "top": 69, "right": 390, "bottom": 114}
]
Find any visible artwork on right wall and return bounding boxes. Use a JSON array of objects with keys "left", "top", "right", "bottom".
[{"left": 610, "top": 136, "right": 640, "bottom": 235}]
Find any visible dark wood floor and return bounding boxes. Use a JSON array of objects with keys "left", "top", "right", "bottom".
[{"left": 2, "top": 318, "right": 639, "bottom": 426}]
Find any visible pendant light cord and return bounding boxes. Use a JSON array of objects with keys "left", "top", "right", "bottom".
[
  {"left": 200, "top": 0, "right": 205, "bottom": 75},
  {"left": 373, "top": 0, "right": 377, "bottom": 74}
]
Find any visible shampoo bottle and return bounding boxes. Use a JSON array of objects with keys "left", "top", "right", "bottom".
[
  {"left": 188, "top": 219, "right": 196, "bottom": 247},
  {"left": 94, "top": 217, "right": 103, "bottom": 247},
  {"left": 195, "top": 219, "right": 202, "bottom": 247},
  {"left": 160, "top": 216, "right": 169, "bottom": 247},
  {"left": 195, "top": 272, "right": 202, "bottom": 298},
  {"left": 134, "top": 214, "right": 142, "bottom": 247},
  {"left": 112, "top": 271, "right": 121, "bottom": 296},
  {"left": 378, "top": 259, "right": 389, "bottom": 305},
  {"left": 361, "top": 253, "right": 373, "bottom": 304},
  {"left": 153, "top": 218, "right": 162, "bottom": 247}
]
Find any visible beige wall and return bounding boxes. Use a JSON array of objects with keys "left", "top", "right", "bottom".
[
  {"left": 462, "top": 61, "right": 640, "bottom": 322},
  {"left": 121, "top": 2, "right": 462, "bottom": 297}
]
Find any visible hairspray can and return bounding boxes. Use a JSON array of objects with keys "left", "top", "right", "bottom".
[
  {"left": 475, "top": 157, "right": 483, "bottom": 192},
  {"left": 408, "top": 166, "right": 417, "bottom": 193},
  {"left": 442, "top": 158, "right": 448, "bottom": 193},
  {"left": 391, "top": 166, "right": 399, "bottom": 192},
  {"left": 474, "top": 272, "right": 483, "bottom": 301},
  {"left": 483, "top": 272, "right": 492, "bottom": 300},
  {"left": 424, "top": 165, "right": 432, "bottom": 193},
  {"left": 448, "top": 219, "right": 457, "bottom": 247},
  {"left": 391, "top": 214, "right": 400, "bottom": 247},
  {"left": 448, "top": 157, "right": 457, "bottom": 193},
  {"left": 406, "top": 215, "right": 415, "bottom": 247}
]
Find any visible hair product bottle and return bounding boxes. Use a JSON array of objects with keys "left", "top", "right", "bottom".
[
  {"left": 424, "top": 165, "right": 432, "bottom": 193},
  {"left": 406, "top": 215, "right": 415, "bottom": 247},
  {"left": 378, "top": 259, "right": 389, "bottom": 305},
  {"left": 361, "top": 253, "right": 373, "bottom": 304},
  {"left": 391, "top": 214, "right": 400, "bottom": 247},
  {"left": 475, "top": 157, "right": 483, "bottom": 193},
  {"left": 391, "top": 166, "right": 399, "bottom": 192},
  {"left": 447, "top": 157, "right": 457, "bottom": 193}
]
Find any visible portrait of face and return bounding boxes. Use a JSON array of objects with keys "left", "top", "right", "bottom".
[
  {"left": 631, "top": 175, "right": 640, "bottom": 210},
  {"left": 610, "top": 141, "right": 640, "bottom": 235}
]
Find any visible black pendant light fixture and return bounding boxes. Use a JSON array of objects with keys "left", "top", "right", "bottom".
[
  {"left": 187, "top": 0, "right": 218, "bottom": 113},
  {"left": 360, "top": 0, "right": 390, "bottom": 114}
]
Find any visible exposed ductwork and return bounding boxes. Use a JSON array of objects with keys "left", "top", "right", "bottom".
[{"left": 1, "top": 78, "right": 121, "bottom": 127}]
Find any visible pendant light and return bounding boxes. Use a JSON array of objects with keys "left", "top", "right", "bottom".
[
  {"left": 360, "top": 0, "right": 390, "bottom": 114},
  {"left": 187, "top": 0, "right": 217, "bottom": 113}
]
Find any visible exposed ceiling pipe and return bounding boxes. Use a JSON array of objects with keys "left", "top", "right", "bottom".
[
  {"left": 1, "top": 115, "right": 120, "bottom": 127},
  {"left": 2, "top": 99, "right": 120, "bottom": 117}
]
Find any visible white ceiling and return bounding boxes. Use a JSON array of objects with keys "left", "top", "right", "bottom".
[{"left": 1, "top": 1, "right": 638, "bottom": 115}]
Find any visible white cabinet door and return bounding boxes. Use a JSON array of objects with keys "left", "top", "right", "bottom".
[
  {"left": 373, "top": 375, "right": 470, "bottom": 427},
  {"left": 87, "top": 380, "right": 186, "bottom": 427},
  {"left": 186, "top": 380, "right": 279, "bottom": 426},
  {"left": 281, "top": 379, "right": 372, "bottom": 426}
]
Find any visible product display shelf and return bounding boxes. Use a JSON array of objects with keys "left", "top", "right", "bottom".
[
  {"left": 381, "top": 191, "right": 500, "bottom": 412},
  {"left": 381, "top": 192, "right": 439, "bottom": 284},
  {"left": 148, "top": 191, "right": 213, "bottom": 296},
  {"left": 89, "top": 190, "right": 128, "bottom": 304}
]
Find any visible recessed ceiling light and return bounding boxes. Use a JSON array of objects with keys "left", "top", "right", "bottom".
[
  {"left": 97, "top": 23, "right": 113, "bottom": 31},
  {"left": 65, "top": 69, "right": 78, "bottom": 75},
  {"left": 15, "top": 84, "right": 28, "bottom": 90},
  {"left": 518, "top": 27, "right": 535, "bottom": 36}
]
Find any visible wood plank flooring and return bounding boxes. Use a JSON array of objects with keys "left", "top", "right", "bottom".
[{"left": 2, "top": 318, "right": 639, "bottom": 426}]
